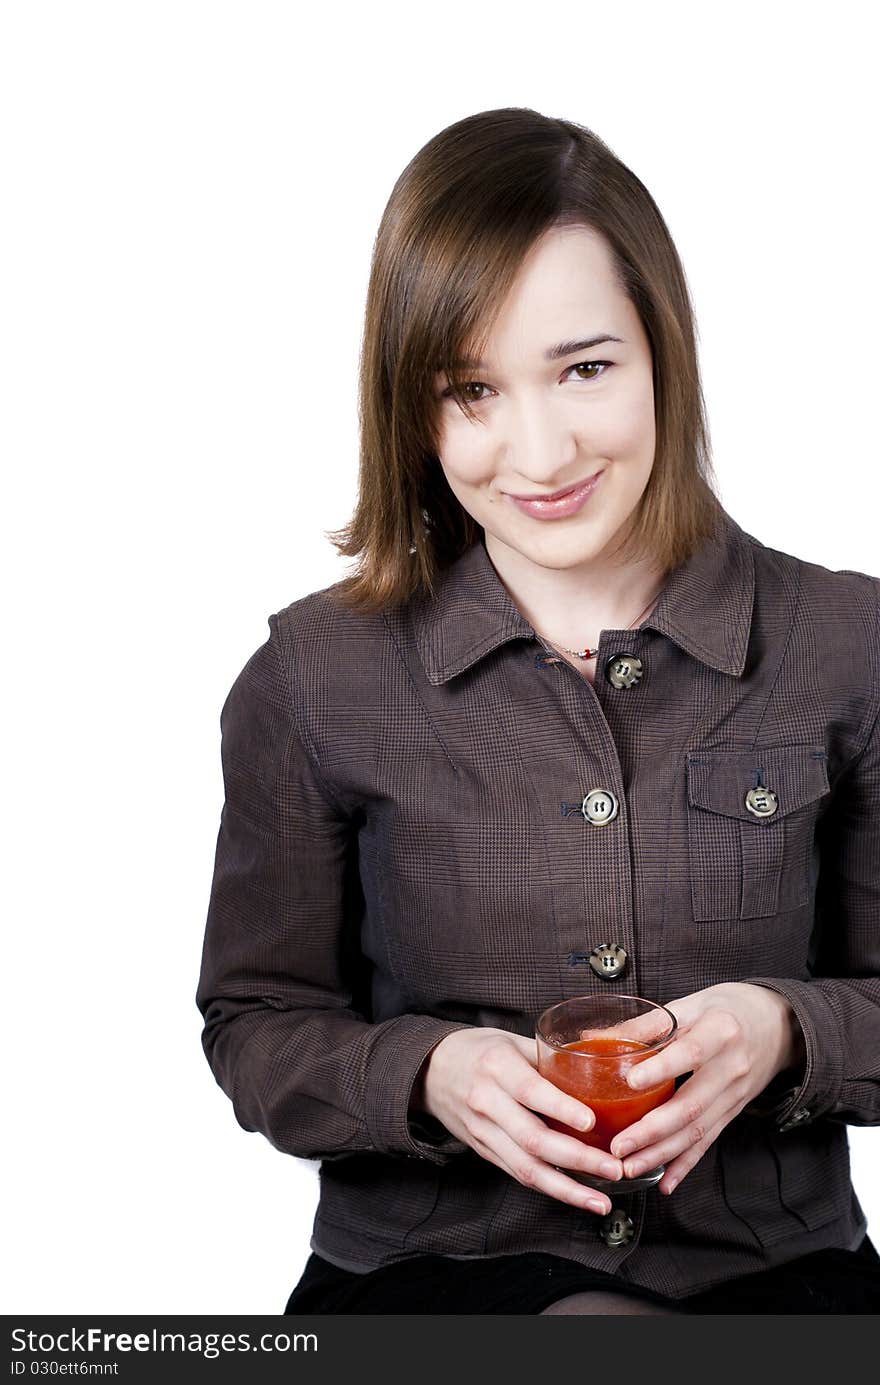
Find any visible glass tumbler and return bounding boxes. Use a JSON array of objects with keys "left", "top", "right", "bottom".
[{"left": 536, "top": 993, "right": 678, "bottom": 1194}]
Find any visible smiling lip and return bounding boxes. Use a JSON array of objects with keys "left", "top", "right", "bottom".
[
  {"left": 506, "top": 469, "right": 604, "bottom": 519},
  {"left": 508, "top": 471, "right": 603, "bottom": 502}
]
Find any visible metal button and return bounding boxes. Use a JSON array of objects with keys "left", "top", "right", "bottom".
[
  {"left": 599, "top": 1207, "right": 635, "bottom": 1248},
  {"left": 605, "top": 652, "right": 644, "bottom": 689},
  {"left": 589, "top": 943, "right": 628, "bottom": 980},
  {"left": 778, "top": 1106, "right": 812, "bottom": 1132},
  {"left": 745, "top": 784, "right": 779, "bottom": 817},
  {"left": 581, "top": 789, "right": 619, "bottom": 825}
]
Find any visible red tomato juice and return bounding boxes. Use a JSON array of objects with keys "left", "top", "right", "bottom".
[{"left": 541, "top": 1035, "right": 675, "bottom": 1152}]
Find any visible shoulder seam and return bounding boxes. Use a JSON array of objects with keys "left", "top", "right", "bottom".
[{"left": 267, "top": 609, "right": 353, "bottom": 820}]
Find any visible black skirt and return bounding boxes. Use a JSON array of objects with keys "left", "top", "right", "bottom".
[{"left": 283, "top": 1234, "right": 880, "bottom": 1314}]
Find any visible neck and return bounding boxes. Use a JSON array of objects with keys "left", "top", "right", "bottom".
[{"left": 483, "top": 530, "right": 667, "bottom": 645}]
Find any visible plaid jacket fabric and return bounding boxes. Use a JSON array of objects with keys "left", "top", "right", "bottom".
[{"left": 195, "top": 504, "right": 880, "bottom": 1299}]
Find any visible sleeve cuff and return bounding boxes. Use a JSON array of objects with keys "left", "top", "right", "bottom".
[
  {"left": 740, "top": 978, "right": 846, "bottom": 1130},
  {"left": 364, "top": 1015, "right": 475, "bottom": 1163}
]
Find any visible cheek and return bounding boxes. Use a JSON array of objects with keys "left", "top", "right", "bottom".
[
  {"left": 596, "top": 382, "right": 655, "bottom": 460},
  {"left": 436, "top": 429, "right": 493, "bottom": 489}
]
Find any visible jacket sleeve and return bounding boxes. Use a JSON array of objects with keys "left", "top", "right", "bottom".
[
  {"left": 195, "top": 614, "right": 472, "bottom": 1164},
  {"left": 741, "top": 590, "right": 880, "bottom": 1132}
]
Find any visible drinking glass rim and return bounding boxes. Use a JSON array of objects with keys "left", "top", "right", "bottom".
[{"left": 535, "top": 993, "right": 678, "bottom": 1056}]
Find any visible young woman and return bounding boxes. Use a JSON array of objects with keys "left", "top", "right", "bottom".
[{"left": 195, "top": 108, "right": 880, "bottom": 1314}]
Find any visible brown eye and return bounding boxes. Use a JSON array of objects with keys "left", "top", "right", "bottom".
[
  {"left": 441, "top": 381, "right": 489, "bottom": 403},
  {"left": 571, "top": 361, "right": 611, "bottom": 381},
  {"left": 462, "top": 382, "right": 489, "bottom": 402},
  {"left": 439, "top": 361, "right": 612, "bottom": 405}
]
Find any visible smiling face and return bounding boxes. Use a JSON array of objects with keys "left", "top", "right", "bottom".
[{"left": 432, "top": 223, "right": 657, "bottom": 581}]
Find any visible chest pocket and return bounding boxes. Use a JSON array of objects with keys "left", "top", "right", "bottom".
[{"left": 685, "top": 745, "right": 830, "bottom": 922}]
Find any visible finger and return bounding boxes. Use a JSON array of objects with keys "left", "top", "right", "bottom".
[
  {"left": 491, "top": 1086, "right": 625, "bottom": 1180},
  {"left": 469, "top": 1112, "right": 615, "bottom": 1216},
  {"left": 657, "top": 1112, "right": 732, "bottom": 1195},
  {"left": 619, "top": 1088, "right": 744, "bottom": 1179},
  {"left": 582, "top": 1009, "right": 673, "bottom": 1047},
  {"left": 496, "top": 1053, "right": 603, "bottom": 1137},
  {"left": 611, "top": 1066, "right": 724, "bottom": 1157},
  {"left": 623, "top": 1012, "right": 736, "bottom": 1095}
]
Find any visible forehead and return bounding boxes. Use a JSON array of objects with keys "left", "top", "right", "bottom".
[{"left": 455, "top": 226, "right": 633, "bottom": 367}]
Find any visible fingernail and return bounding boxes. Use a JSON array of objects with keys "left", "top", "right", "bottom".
[
  {"left": 600, "top": 1160, "right": 622, "bottom": 1179},
  {"left": 614, "top": 1140, "right": 634, "bottom": 1158}
]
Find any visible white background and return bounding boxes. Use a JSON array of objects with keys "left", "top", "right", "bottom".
[{"left": 3, "top": 1, "right": 877, "bottom": 1314}]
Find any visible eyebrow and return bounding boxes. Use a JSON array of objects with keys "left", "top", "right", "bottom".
[{"left": 448, "top": 334, "right": 626, "bottom": 371}]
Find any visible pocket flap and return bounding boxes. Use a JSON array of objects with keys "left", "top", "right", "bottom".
[{"left": 686, "top": 745, "right": 830, "bottom": 822}]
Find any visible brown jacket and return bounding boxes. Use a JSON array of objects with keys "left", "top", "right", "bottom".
[{"left": 195, "top": 504, "right": 880, "bottom": 1300}]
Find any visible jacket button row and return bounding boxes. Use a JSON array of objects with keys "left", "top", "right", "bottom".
[
  {"left": 579, "top": 798, "right": 630, "bottom": 973},
  {"left": 599, "top": 1207, "right": 635, "bottom": 1248},
  {"left": 573, "top": 666, "right": 632, "bottom": 989}
]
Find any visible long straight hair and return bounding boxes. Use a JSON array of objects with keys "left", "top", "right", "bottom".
[{"left": 325, "top": 107, "right": 724, "bottom": 613}]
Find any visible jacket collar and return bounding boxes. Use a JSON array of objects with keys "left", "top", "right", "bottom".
[{"left": 410, "top": 505, "right": 756, "bottom": 686}]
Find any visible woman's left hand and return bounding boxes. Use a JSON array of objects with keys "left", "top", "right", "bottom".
[{"left": 609, "top": 982, "right": 807, "bottom": 1194}]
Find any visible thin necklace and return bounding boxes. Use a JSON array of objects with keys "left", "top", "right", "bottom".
[{"left": 542, "top": 590, "right": 661, "bottom": 661}]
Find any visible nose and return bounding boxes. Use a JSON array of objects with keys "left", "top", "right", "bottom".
[{"left": 502, "top": 395, "right": 579, "bottom": 487}]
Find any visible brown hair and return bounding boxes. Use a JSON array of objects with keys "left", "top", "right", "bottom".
[{"left": 325, "top": 106, "right": 724, "bottom": 613}]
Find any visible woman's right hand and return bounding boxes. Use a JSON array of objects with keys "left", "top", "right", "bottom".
[{"left": 419, "top": 1027, "right": 624, "bottom": 1215}]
